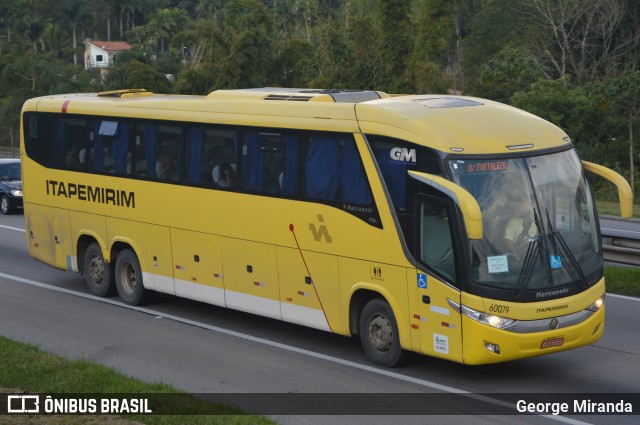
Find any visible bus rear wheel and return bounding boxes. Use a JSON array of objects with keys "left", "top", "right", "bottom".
[
  {"left": 115, "top": 249, "right": 151, "bottom": 305},
  {"left": 359, "top": 298, "right": 405, "bottom": 367},
  {"left": 83, "top": 243, "right": 115, "bottom": 297}
]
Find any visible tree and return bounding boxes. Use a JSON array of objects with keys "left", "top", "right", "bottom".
[
  {"left": 517, "top": 0, "right": 640, "bottom": 83},
  {"left": 376, "top": 0, "right": 411, "bottom": 92},
  {"left": 592, "top": 71, "right": 640, "bottom": 195},
  {"left": 510, "top": 78, "right": 608, "bottom": 162},
  {"left": 216, "top": 0, "right": 274, "bottom": 88},
  {"left": 147, "top": 8, "right": 191, "bottom": 52},
  {"left": 42, "top": 24, "right": 69, "bottom": 60},
  {"left": 59, "top": 0, "right": 89, "bottom": 68}
]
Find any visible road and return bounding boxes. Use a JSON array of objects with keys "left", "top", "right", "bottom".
[{"left": 0, "top": 213, "right": 639, "bottom": 425}]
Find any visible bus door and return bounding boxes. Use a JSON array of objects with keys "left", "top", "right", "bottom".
[{"left": 412, "top": 195, "right": 463, "bottom": 362}]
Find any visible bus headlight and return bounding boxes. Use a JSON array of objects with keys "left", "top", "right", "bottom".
[
  {"left": 586, "top": 294, "right": 605, "bottom": 312},
  {"left": 11, "top": 189, "right": 23, "bottom": 197},
  {"left": 461, "top": 305, "right": 516, "bottom": 329}
]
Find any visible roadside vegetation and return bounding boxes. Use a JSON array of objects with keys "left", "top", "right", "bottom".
[
  {"left": 0, "top": 336, "right": 275, "bottom": 425},
  {"left": 604, "top": 266, "right": 640, "bottom": 297},
  {"left": 596, "top": 200, "right": 640, "bottom": 219}
]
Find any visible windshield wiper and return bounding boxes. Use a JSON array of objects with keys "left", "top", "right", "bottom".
[
  {"left": 516, "top": 237, "right": 540, "bottom": 299},
  {"left": 516, "top": 208, "right": 544, "bottom": 299},
  {"left": 545, "top": 209, "right": 589, "bottom": 290}
]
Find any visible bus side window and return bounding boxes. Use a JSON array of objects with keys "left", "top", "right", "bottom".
[
  {"left": 417, "top": 196, "right": 457, "bottom": 285},
  {"left": 24, "top": 113, "right": 54, "bottom": 167},
  {"left": 209, "top": 129, "right": 238, "bottom": 188},
  {"left": 55, "top": 117, "right": 88, "bottom": 170},
  {"left": 90, "top": 119, "right": 131, "bottom": 175},
  {"left": 339, "top": 139, "right": 372, "bottom": 206},
  {"left": 186, "top": 128, "right": 206, "bottom": 185},
  {"left": 304, "top": 134, "right": 339, "bottom": 201},
  {"left": 280, "top": 134, "right": 300, "bottom": 197},
  {"left": 241, "top": 130, "right": 297, "bottom": 195},
  {"left": 134, "top": 123, "right": 182, "bottom": 182}
]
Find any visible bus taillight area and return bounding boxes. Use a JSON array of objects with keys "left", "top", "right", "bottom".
[{"left": 459, "top": 280, "right": 606, "bottom": 365}]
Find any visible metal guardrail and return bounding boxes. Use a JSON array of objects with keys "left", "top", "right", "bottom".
[
  {"left": 0, "top": 148, "right": 19, "bottom": 158},
  {"left": 601, "top": 217, "right": 640, "bottom": 266}
]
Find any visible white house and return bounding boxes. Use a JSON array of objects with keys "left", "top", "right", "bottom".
[{"left": 84, "top": 40, "right": 132, "bottom": 73}]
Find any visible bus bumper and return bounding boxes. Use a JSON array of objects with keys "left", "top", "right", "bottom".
[{"left": 461, "top": 306, "right": 605, "bottom": 365}]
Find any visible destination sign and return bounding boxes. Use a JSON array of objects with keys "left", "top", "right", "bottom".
[{"left": 464, "top": 160, "right": 508, "bottom": 174}]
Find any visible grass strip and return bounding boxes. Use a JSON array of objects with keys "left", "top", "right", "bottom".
[
  {"left": 0, "top": 336, "right": 275, "bottom": 425},
  {"left": 596, "top": 200, "right": 640, "bottom": 218},
  {"left": 604, "top": 266, "right": 640, "bottom": 298}
]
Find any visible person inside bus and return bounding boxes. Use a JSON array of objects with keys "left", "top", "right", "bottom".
[
  {"left": 65, "top": 146, "right": 81, "bottom": 169},
  {"left": 156, "top": 153, "right": 178, "bottom": 180},
  {"left": 504, "top": 204, "right": 538, "bottom": 252},
  {"left": 217, "top": 162, "right": 236, "bottom": 188}
]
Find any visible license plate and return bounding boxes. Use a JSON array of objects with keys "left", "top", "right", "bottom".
[{"left": 541, "top": 336, "right": 564, "bottom": 349}]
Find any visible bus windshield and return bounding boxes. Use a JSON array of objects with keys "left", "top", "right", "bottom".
[{"left": 449, "top": 149, "right": 601, "bottom": 294}]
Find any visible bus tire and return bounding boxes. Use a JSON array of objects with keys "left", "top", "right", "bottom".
[
  {"left": 359, "top": 298, "right": 405, "bottom": 367},
  {"left": 83, "top": 243, "right": 115, "bottom": 297},
  {"left": 115, "top": 249, "right": 151, "bottom": 305}
]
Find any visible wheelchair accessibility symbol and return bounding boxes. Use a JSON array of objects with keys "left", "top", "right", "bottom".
[
  {"left": 550, "top": 255, "right": 562, "bottom": 269},
  {"left": 417, "top": 273, "right": 428, "bottom": 289}
]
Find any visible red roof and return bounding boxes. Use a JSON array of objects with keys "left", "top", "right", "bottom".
[{"left": 88, "top": 40, "right": 132, "bottom": 52}]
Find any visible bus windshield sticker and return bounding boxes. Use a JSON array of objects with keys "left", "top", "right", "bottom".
[
  {"left": 550, "top": 255, "right": 562, "bottom": 269},
  {"left": 487, "top": 255, "right": 509, "bottom": 273},
  {"left": 417, "top": 273, "right": 427, "bottom": 289},
  {"left": 99, "top": 120, "right": 118, "bottom": 136}
]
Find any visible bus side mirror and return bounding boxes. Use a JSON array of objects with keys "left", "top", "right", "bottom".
[
  {"left": 581, "top": 161, "right": 633, "bottom": 219},
  {"left": 408, "top": 171, "right": 483, "bottom": 240}
]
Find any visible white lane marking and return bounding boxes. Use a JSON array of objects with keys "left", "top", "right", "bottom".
[
  {"left": 0, "top": 271, "right": 593, "bottom": 424},
  {"left": 0, "top": 224, "right": 25, "bottom": 232}
]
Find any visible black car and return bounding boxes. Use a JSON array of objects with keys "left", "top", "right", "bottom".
[{"left": 0, "top": 158, "right": 23, "bottom": 215}]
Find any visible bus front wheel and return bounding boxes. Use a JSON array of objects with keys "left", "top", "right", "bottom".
[
  {"left": 83, "top": 243, "right": 114, "bottom": 297},
  {"left": 115, "top": 249, "right": 151, "bottom": 305},
  {"left": 359, "top": 298, "right": 405, "bottom": 367}
]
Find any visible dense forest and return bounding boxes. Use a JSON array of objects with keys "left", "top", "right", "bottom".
[{"left": 0, "top": 0, "right": 638, "bottom": 197}]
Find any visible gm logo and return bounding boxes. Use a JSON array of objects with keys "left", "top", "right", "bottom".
[{"left": 390, "top": 147, "right": 416, "bottom": 163}]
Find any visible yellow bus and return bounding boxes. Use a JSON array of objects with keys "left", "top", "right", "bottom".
[{"left": 20, "top": 88, "right": 633, "bottom": 366}]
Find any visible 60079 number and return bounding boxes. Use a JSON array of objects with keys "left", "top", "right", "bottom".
[{"left": 488, "top": 304, "right": 510, "bottom": 315}]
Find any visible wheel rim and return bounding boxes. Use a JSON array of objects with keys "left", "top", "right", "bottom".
[
  {"left": 1, "top": 197, "right": 8, "bottom": 214},
  {"left": 367, "top": 313, "right": 393, "bottom": 352},
  {"left": 119, "top": 262, "right": 137, "bottom": 295},
  {"left": 87, "top": 255, "right": 104, "bottom": 284}
]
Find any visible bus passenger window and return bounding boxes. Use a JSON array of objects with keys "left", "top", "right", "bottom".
[
  {"left": 90, "top": 119, "right": 131, "bottom": 175},
  {"left": 208, "top": 128, "right": 238, "bottom": 188},
  {"left": 55, "top": 117, "right": 88, "bottom": 170},
  {"left": 241, "top": 130, "right": 296, "bottom": 195},
  {"left": 304, "top": 135, "right": 339, "bottom": 201},
  {"left": 135, "top": 123, "right": 182, "bottom": 181},
  {"left": 304, "top": 133, "right": 373, "bottom": 207},
  {"left": 24, "top": 113, "right": 54, "bottom": 167}
]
